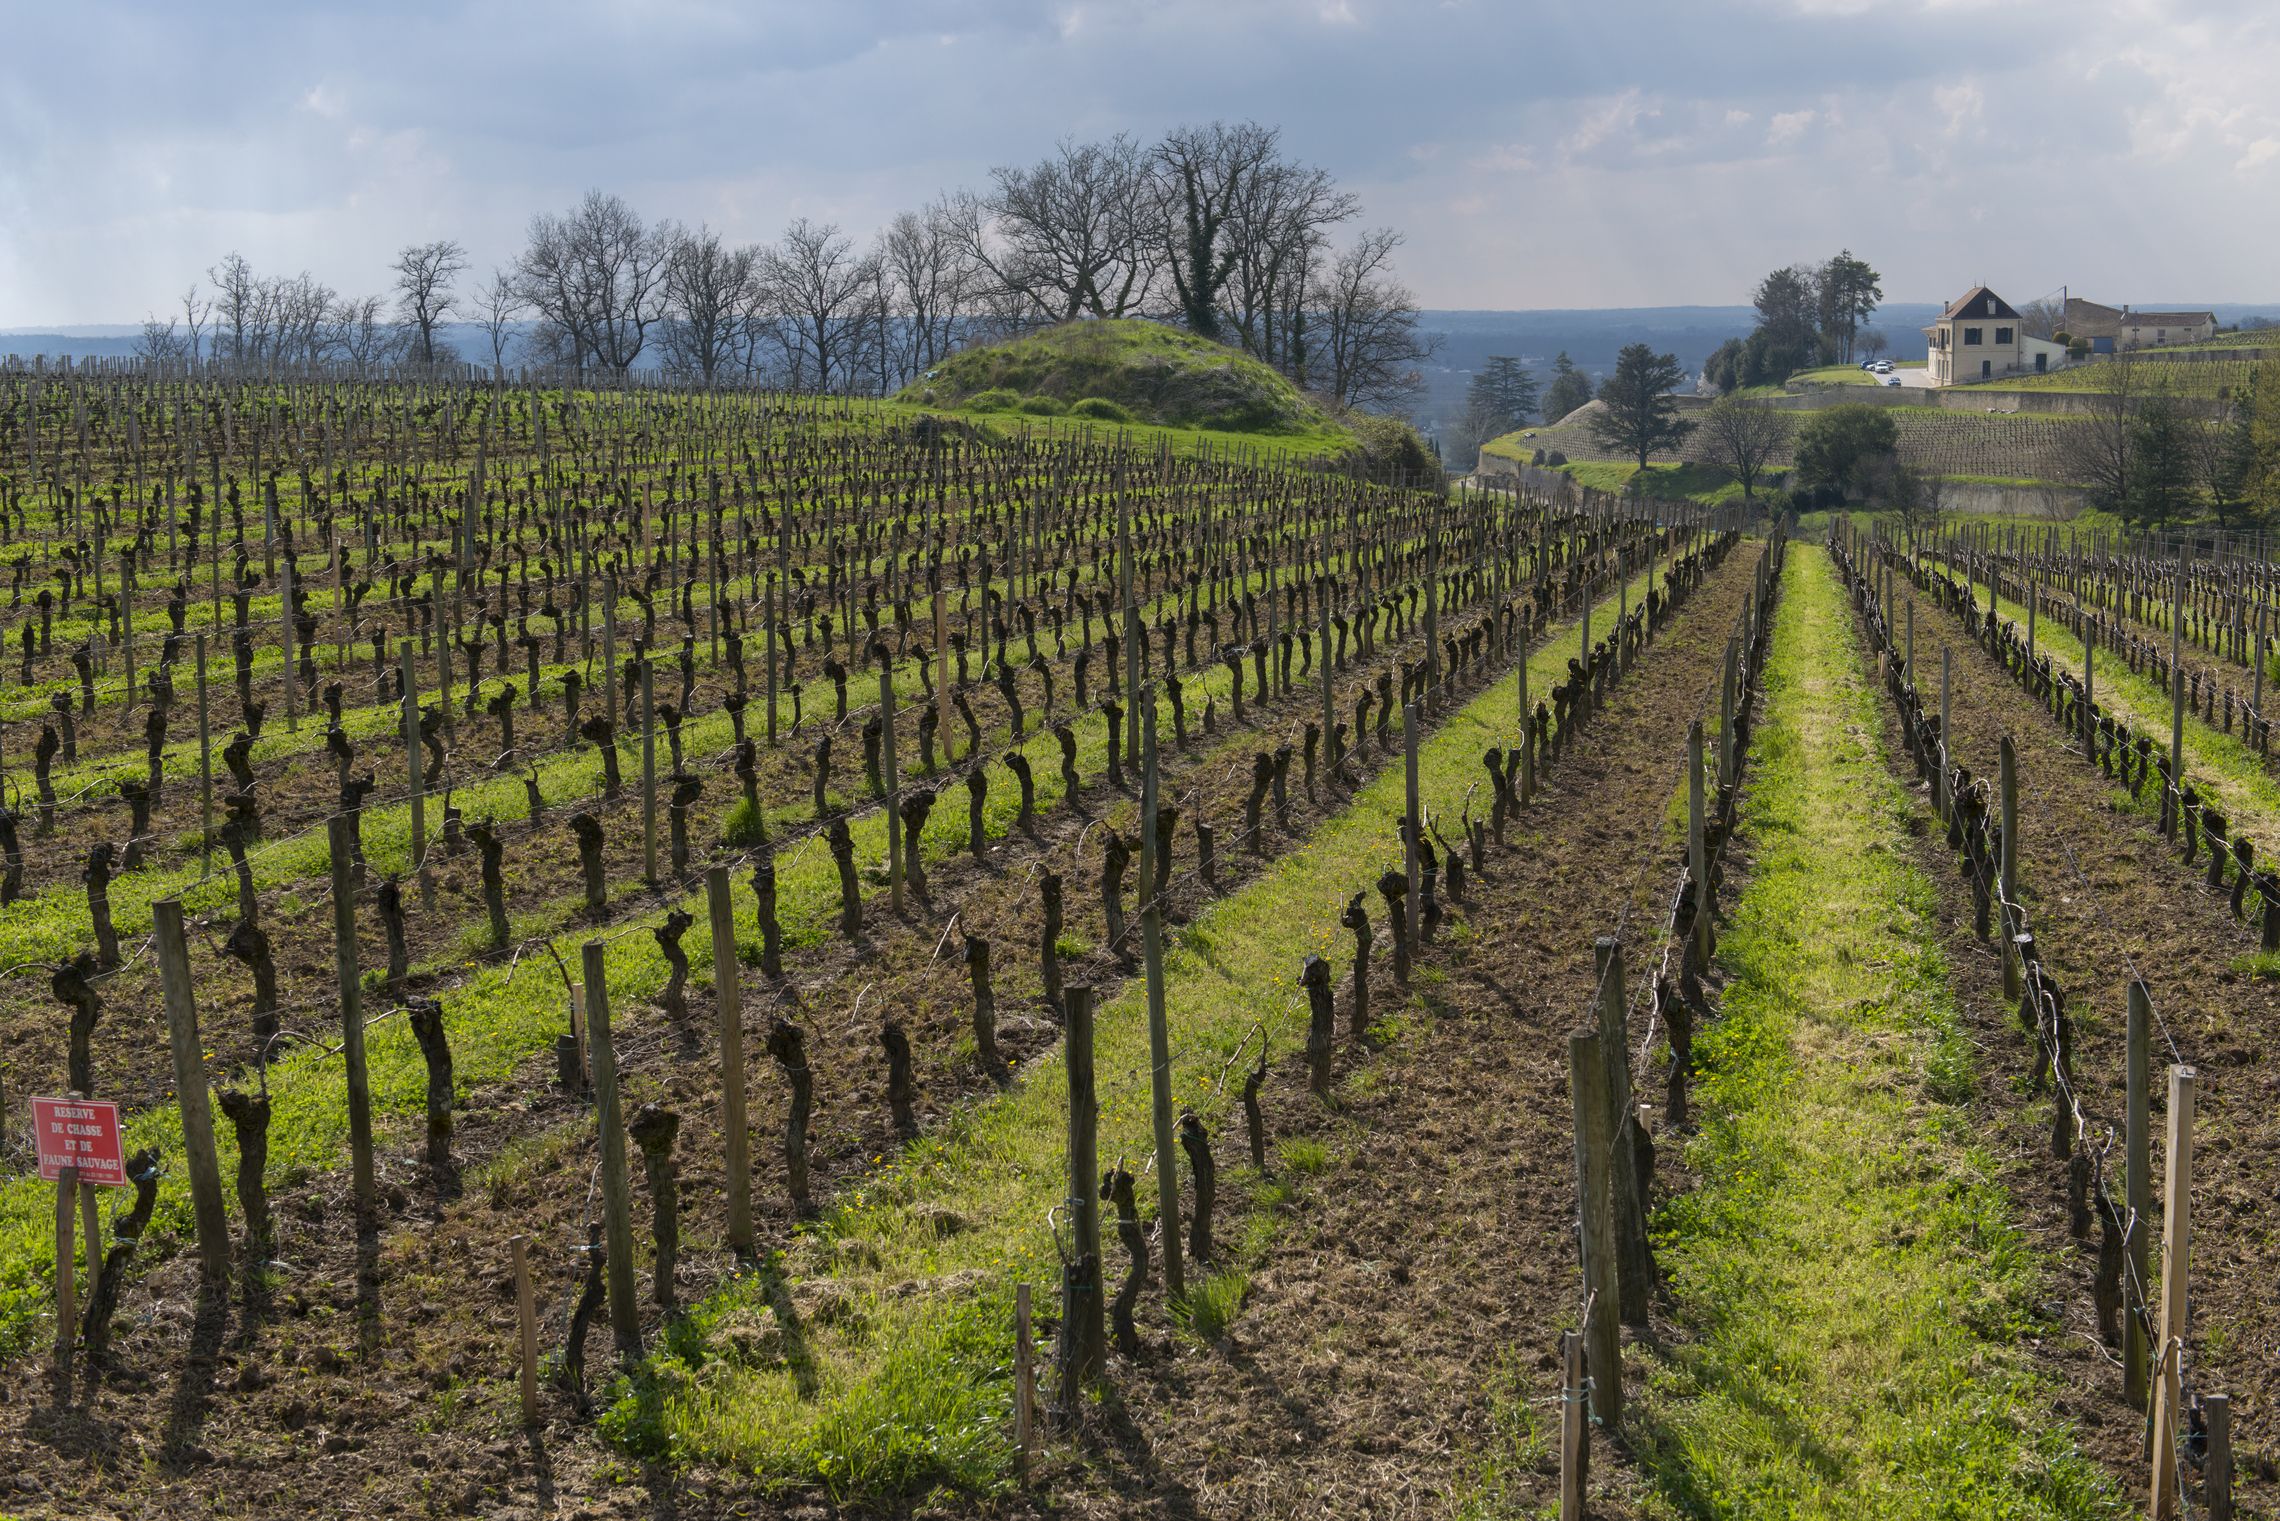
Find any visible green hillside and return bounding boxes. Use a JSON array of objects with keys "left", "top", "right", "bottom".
[{"left": 897, "top": 318, "right": 1339, "bottom": 438}]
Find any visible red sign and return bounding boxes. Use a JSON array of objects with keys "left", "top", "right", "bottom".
[{"left": 32, "top": 1098, "right": 126, "bottom": 1186}]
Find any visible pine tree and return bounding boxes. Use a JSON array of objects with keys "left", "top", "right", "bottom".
[
  {"left": 1587, "top": 344, "right": 1692, "bottom": 472},
  {"left": 1543, "top": 352, "right": 1591, "bottom": 425}
]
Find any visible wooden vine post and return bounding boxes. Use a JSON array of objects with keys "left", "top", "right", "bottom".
[
  {"left": 1404, "top": 702, "right": 1421, "bottom": 913},
  {"left": 155, "top": 898, "right": 231, "bottom": 1284},
  {"left": 1938, "top": 647, "right": 1952, "bottom": 821},
  {"left": 1596, "top": 936, "right": 1652, "bottom": 1325},
  {"left": 705, "top": 866, "right": 754, "bottom": 1264},
  {"left": 510, "top": 1234, "right": 540, "bottom": 1426},
  {"left": 1138, "top": 692, "right": 1183, "bottom": 1298},
  {"left": 1688, "top": 720, "right": 1711, "bottom": 964},
  {"left": 329, "top": 814, "right": 377, "bottom": 1228},
  {"left": 1060, "top": 984, "right": 1105, "bottom": 1405},
  {"left": 2148, "top": 1063, "right": 2196, "bottom": 1519},
  {"left": 640, "top": 660, "right": 658, "bottom": 884},
  {"left": 2124, "top": 983, "right": 2153, "bottom": 1409},
  {"left": 1998, "top": 735, "right": 2019, "bottom": 1001},
  {"left": 582, "top": 939, "right": 644, "bottom": 1365},
  {"left": 880, "top": 661, "right": 903, "bottom": 914},
  {"left": 1567, "top": 1022, "right": 1623, "bottom": 1431},
  {"left": 400, "top": 639, "right": 425, "bottom": 903}
]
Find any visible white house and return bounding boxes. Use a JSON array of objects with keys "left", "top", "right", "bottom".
[{"left": 1922, "top": 287, "right": 2069, "bottom": 385}]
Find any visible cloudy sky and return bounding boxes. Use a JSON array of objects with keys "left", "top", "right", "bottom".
[{"left": 2, "top": 0, "right": 2275, "bottom": 327}]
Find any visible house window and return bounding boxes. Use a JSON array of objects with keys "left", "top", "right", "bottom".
[
  {"left": 1995, "top": 327, "right": 2013, "bottom": 344},
  {"left": 1963, "top": 327, "right": 1983, "bottom": 345},
  {"left": 1982, "top": 360, "right": 1992, "bottom": 377},
  {"left": 1985, "top": 298, "right": 1996, "bottom": 314},
  {"left": 2157, "top": 329, "right": 2166, "bottom": 342}
]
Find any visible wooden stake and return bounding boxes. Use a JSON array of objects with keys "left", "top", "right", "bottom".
[
  {"left": 640, "top": 661, "right": 657, "bottom": 884},
  {"left": 880, "top": 662, "right": 902, "bottom": 914},
  {"left": 1061, "top": 984, "right": 1105, "bottom": 1391},
  {"left": 52, "top": 1165, "right": 76, "bottom": 1368},
  {"left": 155, "top": 898, "right": 231, "bottom": 1283},
  {"left": 2207, "top": 1392, "right": 2233, "bottom": 1521},
  {"left": 582, "top": 939, "right": 645, "bottom": 1365},
  {"left": 2149, "top": 1062, "right": 2195, "bottom": 1519},
  {"left": 1999, "top": 735, "right": 2019, "bottom": 1001},
  {"left": 1595, "top": 936, "right": 1651, "bottom": 1326},
  {"left": 706, "top": 867, "right": 754, "bottom": 1264},
  {"left": 1558, "top": 1326, "right": 1587, "bottom": 1521},
  {"left": 1567, "top": 1026, "right": 1623, "bottom": 1431},
  {"left": 1139, "top": 693, "right": 1182, "bottom": 1298},
  {"left": 1014, "top": 1281, "right": 1037, "bottom": 1477},
  {"left": 2126, "top": 986, "right": 2152, "bottom": 1411},
  {"left": 1688, "top": 720, "right": 1710, "bottom": 964},
  {"left": 511, "top": 1233, "right": 540, "bottom": 1427}
]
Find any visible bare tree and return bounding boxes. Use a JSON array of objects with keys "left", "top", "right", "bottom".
[
  {"left": 1152, "top": 120, "right": 1281, "bottom": 339},
  {"left": 515, "top": 190, "right": 675, "bottom": 370},
  {"left": 1856, "top": 328, "right": 1889, "bottom": 362},
  {"left": 134, "top": 315, "right": 189, "bottom": 363},
  {"left": 208, "top": 252, "right": 261, "bottom": 362},
  {"left": 2020, "top": 296, "right": 2065, "bottom": 341},
  {"left": 1311, "top": 228, "right": 1435, "bottom": 411},
  {"left": 391, "top": 239, "right": 468, "bottom": 364},
  {"left": 1222, "top": 152, "right": 1356, "bottom": 375},
  {"left": 1697, "top": 395, "right": 1790, "bottom": 499},
  {"left": 877, "top": 201, "right": 982, "bottom": 388},
  {"left": 758, "top": 219, "right": 881, "bottom": 395},
  {"left": 329, "top": 293, "right": 406, "bottom": 371},
  {"left": 179, "top": 286, "right": 210, "bottom": 362},
  {"left": 953, "top": 135, "right": 1156, "bottom": 323},
  {"left": 470, "top": 269, "right": 525, "bottom": 374},
  {"left": 660, "top": 225, "right": 759, "bottom": 387},
  {"left": 2063, "top": 355, "right": 2144, "bottom": 514}
]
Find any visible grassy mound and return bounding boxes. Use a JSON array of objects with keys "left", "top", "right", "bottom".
[{"left": 899, "top": 319, "right": 1334, "bottom": 435}]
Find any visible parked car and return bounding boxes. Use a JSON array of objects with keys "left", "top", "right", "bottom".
[
  {"left": 1872, "top": 360, "right": 1893, "bottom": 373},
  {"left": 1883, "top": 374, "right": 1902, "bottom": 386}
]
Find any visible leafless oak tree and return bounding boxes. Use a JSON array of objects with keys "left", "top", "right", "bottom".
[
  {"left": 515, "top": 191, "right": 675, "bottom": 370},
  {"left": 661, "top": 225, "right": 759, "bottom": 387},
  {"left": 392, "top": 239, "right": 468, "bottom": 364},
  {"left": 1312, "top": 228, "right": 1434, "bottom": 411},
  {"left": 758, "top": 219, "right": 880, "bottom": 394},
  {"left": 1697, "top": 395, "right": 1789, "bottom": 498}
]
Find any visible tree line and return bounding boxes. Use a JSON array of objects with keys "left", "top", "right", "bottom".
[
  {"left": 132, "top": 121, "right": 1432, "bottom": 411},
  {"left": 1703, "top": 250, "right": 1884, "bottom": 391}
]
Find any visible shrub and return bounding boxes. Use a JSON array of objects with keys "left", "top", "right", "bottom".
[
  {"left": 1530, "top": 448, "right": 1545, "bottom": 465},
  {"left": 1545, "top": 450, "right": 1567, "bottom": 467},
  {"left": 1015, "top": 395, "right": 1067, "bottom": 417},
  {"left": 966, "top": 388, "right": 1019, "bottom": 412},
  {"left": 1068, "top": 396, "right": 1134, "bottom": 423}
]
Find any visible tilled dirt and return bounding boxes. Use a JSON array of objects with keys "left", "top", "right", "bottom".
[
  {"left": 1857, "top": 568, "right": 2280, "bottom": 1510},
  {"left": 1033, "top": 545, "right": 1764, "bottom": 1521},
  {"left": 0, "top": 542, "right": 1669, "bottom": 1519}
]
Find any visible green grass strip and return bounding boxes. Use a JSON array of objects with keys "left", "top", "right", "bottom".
[
  {"left": 1638, "top": 543, "right": 2120, "bottom": 1518},
  {"left": 599, "top": 561, "right": 1680, "bottom": 1501}
]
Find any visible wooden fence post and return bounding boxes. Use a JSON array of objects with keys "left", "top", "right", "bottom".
[
  {"left": 2126, "top": 981, "right": 2154, "bottom": 1415},
  {"left": 2149, "top": 1063, "right": 2195, "bottom": 1519},
  {"left": 155, "top": 898, "right": 231, "bottom": 1284},
  {"left": 582, "top": 939, "right": 644, "bottom": 1365},
  {"left": 706, "top": 866, "right": 754, "bottom": 1264},
  {"left": 1939, "top": 647, "right": 1952, "bottom": 821},
  {"left": 1568, "top": 1026, "right": 1623, "bottom": 1432},
  {"left": 1139, "top": 693, "right": 1182, "bottom": 1299},
  {"left": 1404, "top": 702, "right": 1421, "bottom": 911}
]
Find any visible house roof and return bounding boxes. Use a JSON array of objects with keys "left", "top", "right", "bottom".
[
  {"left": 1941, "top": 286, "right": 2019, "bottom": 320},
  {"left": 2117, "top": 311, "right": 2215, "bottom": 328},
  {"left": 2064, "top": 297, "right": 2214, "bottom": 334}
]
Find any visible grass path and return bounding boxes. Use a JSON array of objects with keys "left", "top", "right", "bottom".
[{"left": 1638, "top": 544, "right": 2120, "bottom": 1518}]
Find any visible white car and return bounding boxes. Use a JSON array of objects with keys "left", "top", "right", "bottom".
[
  {"left": 1883, "top": 374, "right": 1902, "bottom": 386},
  {"left": 1872, "top": 361, "right": 1893, "bottom": 373}
]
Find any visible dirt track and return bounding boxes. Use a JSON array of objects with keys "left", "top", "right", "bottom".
[{"left": 1043, "top": 544, "right": 1764, "bottom": 1520}]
